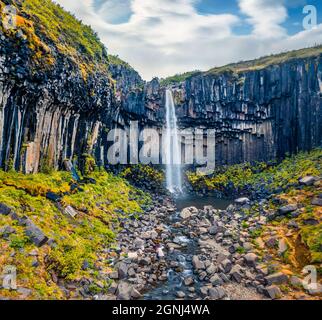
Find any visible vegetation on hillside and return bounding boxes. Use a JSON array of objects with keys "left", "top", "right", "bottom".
[
  {"left": 160, "top": 70, "right": 201, "bottom": 86},
  {"left": 188, "top": 149, "right": 322, "bottom": 270},
  {"left": 187, "top": 149, "right": 322, "bottom": 194},
  {"left": 0, "top": 169, "right": 151, "bottom": 299}
]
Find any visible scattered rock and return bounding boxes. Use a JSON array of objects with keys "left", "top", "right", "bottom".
[
  {"left": 0, "top": 203, "right": 11, "bottom": 215},
  {"left": 265, "top": 272, "right": 288, "bottom": 285},
  {"left": 116, "top": 281, "right": 132, "bottom": 300},
  {"left": 234, "top": 198, "right": 250, "bottom": 205},
  {"left": 299, "top": 176, "right": 315, "bottom": 186},
  {"left": 221, "top": 259, "right": 232, "bottom": 273},
  {"left": 244, "top": 253, "right": 258, "bottom": 268},
  {"left": 25, "top": 223, "right": 48, "bottom": 247},
  {"left": 263, "top": 285, "right": 282, "bottom": 299},
  {"left": 176, "top": 291, "right": 186, "bottom": 298},
  {"left": 278, "top": 239, "right": 288, "bottom": 256},
  {"left": 311, "top": 198, "right": 322, "bottom": 206},
  {"left": 192, "top": 256, "right": 205, "bottom": 270},
  {"left": 279, "top": 204, "right": 297, "bottom": 215}
]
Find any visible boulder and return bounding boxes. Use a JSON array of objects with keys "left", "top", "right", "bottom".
[
  {"left": 263, "top": 285, "right": 282, "bottom": 299},
  {"left": 278, "top": 204, "right": 297, "bottom": 215},
  {"left": 210, "top": 274, "right": 223, "bottom": 286},
  {"left": 221, "top": 259, "right": 232, "bottom": 273},
  {"left": 0, "top": 203, "right": 11, "bottom": 215},
  {"left": 25, "top": 223, "right": 48, "bottom": 247},
  {"left": 311, "top": 198, "right": 322, "bottom": 206},
  {"left": 208, "top": 287, "right": 226, "bottom": 299},
  {"left": 116, "top": 281, "right": 132, "bottom": 300},
  {"left": 192, "top": 255, "right": 205, "bottom": 270},
  {"left": 299, "top": 176, "right": 315, "bottom": 186},
  {"left": 244, "top": 253, "right": 258, "bottom": 268},
  {"left": 117, "top": 262, "right": 128, "bottom": 280},
  {"left": 176, "top": 291, "right": 186, "bottom": 298},
  {"left": 180, "top": 207, "right": 197, "bottom": 219},
  {"left": 184, "top": 277, "right": 194, "bottom": 286},
  {"left": 230, "top": 265, "right": 244, "bottom": 283},
  {"left": 265, "top": 272, "right": 288, "bottom": 285}
]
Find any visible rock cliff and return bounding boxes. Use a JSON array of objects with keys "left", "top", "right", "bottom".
[{"left": 0, "top": 0, "right": 321, "bottom": 172}]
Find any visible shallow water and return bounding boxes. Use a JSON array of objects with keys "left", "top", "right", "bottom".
[{"left": 143, "top": 195, "right": 233, "bottom": 300}]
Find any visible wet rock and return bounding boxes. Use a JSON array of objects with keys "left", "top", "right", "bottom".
[
  {"left": 265, "top": 272, "right": 288, "bottom": 285},
  {"left": 234, "top": 198, "right": 250, "bottom": 205},
  {"left": 131, "top": 288, "right": 142, "bottom": 299},
  {"left": 176, "top": 291, "right": 186, "bottom": 298},
  {"left": 263, "top": 285, "right": 282, "bottom": 299},
  {"left": 184, "top": 276, "right": 194, "bottom": 286},
  {"left": 180, "top": 207, "right": 196, "bottom": 219}
]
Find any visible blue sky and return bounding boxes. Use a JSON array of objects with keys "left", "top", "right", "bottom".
[{"left": 56, "top": 0, "right": 322, "bottom": 79}]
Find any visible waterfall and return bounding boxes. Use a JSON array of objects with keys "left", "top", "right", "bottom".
[{"left": 165, "top": 89, "right": 182, "bottom": 193}]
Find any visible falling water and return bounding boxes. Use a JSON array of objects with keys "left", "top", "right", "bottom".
[{"left": 165, "top": 89, "right": 182, "bottom": 193}]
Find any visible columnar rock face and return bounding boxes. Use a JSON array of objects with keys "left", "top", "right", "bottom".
[
  {"left": 0, "top": 28, "right": 116, "bottom": 173},
  {"left": 127, "top": 55, "right": 322, "bottom": 165},
  {"left": 0, "top": 1, "right": 321, "bottom": 172}
]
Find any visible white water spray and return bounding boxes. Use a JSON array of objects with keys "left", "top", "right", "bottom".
[{"left": 165, "top": 89, "right": 182, "bottom": 193}]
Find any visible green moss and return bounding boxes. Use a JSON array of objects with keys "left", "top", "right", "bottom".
[
  {"left": 0, "top": 169, "right": 151, "bottom": 298},
  {"left": 187, "top": 148, "right": 322, "bottom": 194},
  {"left": 160, "top": 70, "right": 202, "bottom": 86}
]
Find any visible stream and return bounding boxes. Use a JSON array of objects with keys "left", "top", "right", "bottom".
[{"left": 144, "top": 196, "right": 232, "bottom": 300}]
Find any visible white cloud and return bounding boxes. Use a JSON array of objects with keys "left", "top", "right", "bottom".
[
  {"left": 239, "top": 0, "right": 288, "bottom": 38},
  {"left": 54, "top": 0, "right": 322, "bottom": 80}
]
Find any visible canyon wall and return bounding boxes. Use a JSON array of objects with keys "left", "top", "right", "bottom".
[
  {"left": 0, "top": 1, "right": 321, "bottom": 172},
  {"left": 123, "top": 55, "right": 322, "bottom": 166}
]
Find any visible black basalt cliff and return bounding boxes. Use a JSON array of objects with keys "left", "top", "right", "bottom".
[
  {"left": 0, "top": 0, "right": 321, "bottom": 172},
  {"left": 125, "top": 53, "right": 322, "bottom": 165}
]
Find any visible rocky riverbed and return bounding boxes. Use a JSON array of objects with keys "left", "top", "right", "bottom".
[{"left": 100, "top": 185, "right": 321, "bottom": 301}]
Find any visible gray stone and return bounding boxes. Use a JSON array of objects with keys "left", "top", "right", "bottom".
[
  {"left": 208, "top": 287, "right": 226, "bottom": 299},
  {"left": 299, "top": 176, "right": 315, "bottom": 186},
  {"left": 116, "top": 281, "right": 132, "bottom": 300},
  {"left": 230, "top": 265, "right": 244, "bottom": 283},
  {"left": 244, "top": 253, "right": 258, "bottom": 267},
  {"left": 25, "top": 223, "right": 48, "bottom": 247},
  {"left": 131, "top": 288, "right": 142, "bottom": 299},
  {"left": 210, "top": 274, "right": 223, "bottom": 286},
  {"left": 263, "top": 285, "right": 282, "bottom": 299},
  {"left": 278, "top": 204, "right": 297, "bottom": 215},
  {"left": 209, "top": 224, "right": 219, "bottom": 235},
  {"left": 184, "top": 277, "right": 194, "bottom": 286},
  {"left": 0, "top": 226, "right": 16, "bottom": 238},
  {"left": 192, "top": 255, "right": 205, "bottom": 270},
  {"left": 108, "top": 271, "right": 119, "bottom": 280},
  {"left": 311, "top": 198, "right": 322, "bottom": 206},
  {"left": 290, "top": 276, "right": 303, "bottom": 288},
  {"left": 265, "top": 272, "right": 288, "bottom": 285},
  {"left": 180, "top": 207, "right": 193, "bottom": 219},
  {"left": 0, "top": 203, "right": 11, "bottom": 215},
  {"left": 221, "top": 259, "right": 232, "bottom": 273},
  {"left": 117, "top": 262, "right": 128, "bottom": 280}
]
